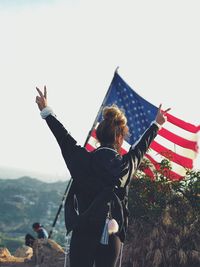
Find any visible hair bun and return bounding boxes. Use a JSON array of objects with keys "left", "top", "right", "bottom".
[
  {"left": 96, "top": 104, "right": 128, "bottom": 150},
  {"left": 103, "top": 105, "right": 127, "bottom": 126}
]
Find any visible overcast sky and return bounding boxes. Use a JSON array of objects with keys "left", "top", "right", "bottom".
[{"left": 0, "top": 0, "right": 199, "bottom": 181}]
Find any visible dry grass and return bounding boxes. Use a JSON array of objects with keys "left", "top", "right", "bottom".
[{"left": 122, "top": 202, "right": 200, "bottom": 267}]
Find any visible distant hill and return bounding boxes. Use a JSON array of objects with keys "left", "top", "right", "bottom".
[
  {"left": 0, "top": 177, "right": 69, "bottom": 252},
  {"left": 0, "top": 166, "right": 67, "bottom": 182}
]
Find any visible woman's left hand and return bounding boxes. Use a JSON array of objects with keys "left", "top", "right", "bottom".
[
  {"left": 35, "top": 86, "right": 48, "bottom": 111},
  {"left": 155, "top": 104, "right": 171, "bottom": 126}
]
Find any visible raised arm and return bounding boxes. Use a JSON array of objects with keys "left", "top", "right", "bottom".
[
  {"left": 35, "top": 86, "right": 90, "bottom": 180},
  {"left": 35, "top": 86, "right": 77, "bottom": 157},
  {"left": 128, "top": 104, "right": 171, "bottom": 170}
]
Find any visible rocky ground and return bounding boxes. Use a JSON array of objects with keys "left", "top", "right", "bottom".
[{"left": 0, "top": 239, "right": 68, "bottom": 267}]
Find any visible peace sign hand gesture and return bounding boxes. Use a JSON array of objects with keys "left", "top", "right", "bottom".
[
  {"left": 155, "top": 104, "right": 171, "bottom": 126},
  {"left": 35, "top": 86, "right": 48, "bottom": 111}
]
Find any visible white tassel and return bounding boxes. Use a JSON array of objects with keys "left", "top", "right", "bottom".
[
  {"left": 100, "top": 218, "right": 119, "bottom": 245},
  {"left": 100, "top": 218, "right": 109, "bottom": 245}
]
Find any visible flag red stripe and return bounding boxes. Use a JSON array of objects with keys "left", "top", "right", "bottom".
[
  {"left": 86, "top": 139, "right": 185, "bottom": 180},
  {"left": 94, "top": 126, "right": 198, "bottom": 153},
  {"left": 158, "top": 128, "right": 198, "bottom": 152},
  {"left": 138, "top": 160, "right": 155, "bottom": 179},
  {"left": 145, "top": 154, "right": 183, "bottom": 180},
  {"left": 150, "top": 141, "right": 193, "bottom": 169},
  {"left": 85, "top": 143, "right": 95, "bottom": 152},
  {"left": 143, "top": 168, "right": 154, "bottom": 178},
  {"left": 91, "top": 130, "right": 97, "bottom": 138},
  {"left": 166, "top": 113, "right": 200, "bottom": 133},
  {"left": 119, "top": 147, "right": 128, "bottom": 155},
  {"left": 89, "top": 129, "right": 194, "bottom": 168}
]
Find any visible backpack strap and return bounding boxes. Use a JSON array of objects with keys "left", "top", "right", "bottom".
[{"left": 125, "top": 153, "right": 133, "bottom": 188}]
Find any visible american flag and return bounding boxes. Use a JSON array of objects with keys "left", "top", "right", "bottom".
[{"left": 85, "top": 71, "right": 200, "bottom": 180}]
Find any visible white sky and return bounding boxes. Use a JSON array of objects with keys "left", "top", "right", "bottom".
[{"left": 0, "top": 0, "right": 199, "bottom": 181}]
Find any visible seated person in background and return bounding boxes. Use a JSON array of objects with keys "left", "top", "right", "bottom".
[
  {"left": 32, "top": 222, "right": 48, "bottom": 239},
  {"left": 25, "top": 222, "right": 48, "bottom": 248},
  {"left": 25, "top": 233, "right": 35, "bottom": 247}
]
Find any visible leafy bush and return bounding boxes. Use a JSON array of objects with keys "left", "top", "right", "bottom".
[
  {"left": 128, "top": 160, "right": 200, "bottom": 223},
  {"left": 123, "top": 159, "right": 200, "bottom": 267}
]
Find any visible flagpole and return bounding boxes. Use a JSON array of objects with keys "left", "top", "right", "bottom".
[
  {"left": 48, "top": 67, "right": 119, "bottom": 238},
  {"left": 48, "top": 178, "right": 73, "bottom": 238},
  {"left": 84, "top": 66, "right": 119, "bottom": 146}
]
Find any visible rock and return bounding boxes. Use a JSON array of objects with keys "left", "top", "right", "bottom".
[
  {"left": 0, "top": 248, "right": 12, "bottom": 259},
  {"left": 30, "top": 238, "right": 66, "bottom": 267},
  {"left": 0, "top": 247, "right": 25, "bottom": 263},
  {"left": 14, "top": 246, "right": 33, "bottom": 258},
  {"left": 32, "top": 239, "right": 65, "bottom": 267},
  {"left": 0, "top": 239, "right": 69, "bottom": 267}
]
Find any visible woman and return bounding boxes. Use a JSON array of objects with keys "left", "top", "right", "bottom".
[{"left": 35, "top": 86, "right": 170, "bottom": 267}]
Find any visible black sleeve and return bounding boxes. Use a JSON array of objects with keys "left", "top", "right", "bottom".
[
  {"left": 128, "top": 122, "right": 159, "bottom": 170},
  {"left": 45, "top": 114, "right": 80, "bottom": 171},
  {"left": 45, "top": 115, "right": 90, "bottom": 177},
  {"left": 45, "top": 115, "right": 77, "bottom": 156}
]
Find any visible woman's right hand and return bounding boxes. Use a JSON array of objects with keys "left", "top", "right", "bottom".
[
  {"left": 155, "top": 104, "right": 171, "bottom": 126},
  {"left": 35, "top": 86, "right": 48, "bottom": 111}
]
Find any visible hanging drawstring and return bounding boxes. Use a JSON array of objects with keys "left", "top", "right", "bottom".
[
  {"left": 100, "top": 202, "right": 111, "bottom": 245},
  {"left": 118, "top": 242, "right": 124, "bottom": 267},
  {"left": 64, "top": 233, "right": 71, "bottom": 267},
  {"left": 100, "top": 202, "right": 119, "bottom": 245},
  {"left": 64, "top": 247, "right": 67, "bottom": 267}
]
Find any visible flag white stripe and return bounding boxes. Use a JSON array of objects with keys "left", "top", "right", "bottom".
[
  {"left": 88, "top": 136, "right": 188, "bottom": 177},
  {"left": 88, "top": 134, "right": 196, "bottom": 162},
  {"left": 122, "top": 139, "right": 131, "bottom": 151},
  {"left": 147, "top": 149, "right": 187, "bottom": 177},
  {"left": 154, "top": 135, "right": 197, "bottom": 160},
  {"left": 164, "top": 121, "right": 199, "bottom": 142},
  {"left": 87, "top": 136, "right": 99, "bottom": 149}
]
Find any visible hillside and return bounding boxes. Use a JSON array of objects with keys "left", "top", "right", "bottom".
[
  {"left": 0, "top": 177, "right": 69, "bottom": 252},
  {"left": 0, "top": 168, "right": 200, "bottom": 266}
]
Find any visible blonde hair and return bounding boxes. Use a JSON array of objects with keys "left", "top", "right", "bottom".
[{"left": 96, "top": 104, "right": 128, "bottom": 149}]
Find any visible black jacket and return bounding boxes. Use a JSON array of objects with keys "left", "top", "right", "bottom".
[{"left": 45, "top": 115, "right": 159, "bottom": 241}]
